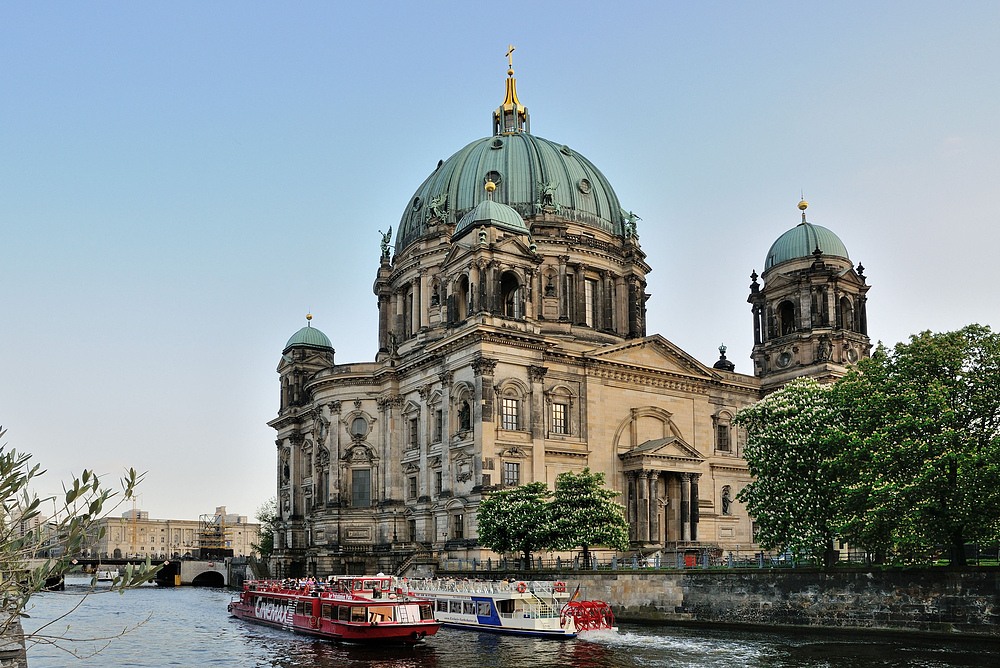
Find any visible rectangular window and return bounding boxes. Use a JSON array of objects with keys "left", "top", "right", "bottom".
[
  {"left": 717, "top": 424, "right": 731, "bottom": 452},
  {"left": 481, "top": 473, "right": 491, "bottom": 487},
  {"left": 434, "top": 471, "right": 442, "bottom": 495},
  {"left": 584, "top": 278, "right": 596, "bottom": 327},
  {"left": 551, "top": 402, "right": 567, "bottom": 435},
  {"left": 351, "top": 468, "right": 371, "bottom": 508},
  {"left": 407, "top": 475, "right": 417, "bottom": 500},
  {"left": 433, "top": 410, "right": 443, "bottom": 443},
  {"left": 452, "top": 513, "right": 464, "bottom": 540},
  {"left": 483, "top": 457, "right": 494, "bottom": 471},
  {"left": 501, "top": 397, "right": 518, "bottom": 431},
  {"left": 503, "top": 461, "right": 520, "bottom": 487},
  {"left": 407, "top": 418, "right": 419, "bottom": 449}
]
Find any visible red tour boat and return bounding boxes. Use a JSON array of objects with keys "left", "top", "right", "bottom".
[{"left": 228, "top": 575, "right": 440, "bottom": 644}]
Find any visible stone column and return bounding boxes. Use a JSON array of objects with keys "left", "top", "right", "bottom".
[
  {"left": 649, "top": 472, "right": 659, "bottom": 543},
  {"left": 637, "top": 470, "right": 650, "bottom": 543},
  {"left": 529, "top": 365, "right": 547, "bottom": 478},
  {"left": 558, "top": 256, "right": 569, "bottom": 321},
  {"left": 690, "top": 473, "right": 700, "bottom": 541},
  {"left": 328, "top": 401, "right": 342, "bottom": 505},
  {"left": 680, "top": 473, "right": 691, "bottom": 542}
]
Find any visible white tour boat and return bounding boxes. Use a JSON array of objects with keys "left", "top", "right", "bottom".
[{"left": 403, "top": 578, "right": 615, "bottom": 639}]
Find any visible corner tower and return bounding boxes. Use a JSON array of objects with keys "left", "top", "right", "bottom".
[{"left": 748, "top": 200, "right": 871, "bottom": 392}]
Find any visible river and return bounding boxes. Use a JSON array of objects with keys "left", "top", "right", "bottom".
[{"left": 20, "top": 577, "right": 1000, "bottom": 667}]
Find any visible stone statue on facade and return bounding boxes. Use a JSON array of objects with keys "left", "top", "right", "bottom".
[{"left": 378, "top": 226, "right": 393, "bottom": 257}]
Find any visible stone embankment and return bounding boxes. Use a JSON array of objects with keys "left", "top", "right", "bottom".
[{"left": 569, "top": 568, "right": 999, "bottom": 637}]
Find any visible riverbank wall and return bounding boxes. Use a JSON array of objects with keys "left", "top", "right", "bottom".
[
  {"left": 452, "top": 567, "right": 1000, "bottom": 637},
  {"left": 579, "top": 568, "right": 1000, "bottom": 637}
]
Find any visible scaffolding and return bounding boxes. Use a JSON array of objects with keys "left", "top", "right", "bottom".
[{"left": 197, "top": 510, "right": 234, "bottom": 559}]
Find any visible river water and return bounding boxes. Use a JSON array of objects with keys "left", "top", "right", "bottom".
[{"left": 21, "top": 577, "right": 1000, "bottom": 667}]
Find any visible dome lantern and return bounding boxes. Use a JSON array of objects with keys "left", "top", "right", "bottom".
[{"left": 493, "top": 44, "right": 529, "bottom": 136}]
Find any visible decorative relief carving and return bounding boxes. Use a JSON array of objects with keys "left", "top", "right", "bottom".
[
  {"left": 528, "top": 365, "right": 548, "bottom": 381},
  {"left": 472, "top": 356, "right": 497, "bottom": 377},
  {"left": 329, "top": 401, "right": 342, "bottom": 414}
]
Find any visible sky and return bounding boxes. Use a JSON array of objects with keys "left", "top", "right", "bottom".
[{"left": 2, "top": 2, "right": 998, "bottom": 522}]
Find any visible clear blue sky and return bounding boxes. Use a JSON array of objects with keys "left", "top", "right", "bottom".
[{"left": 3, "top": 2, "right": 998, "bottom": 521}]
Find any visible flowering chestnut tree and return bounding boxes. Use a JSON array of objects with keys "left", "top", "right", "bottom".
[
  {"left": 734, "top": 378, "right": 846, "bottom": 566},
  {"left": 548, "top": 468, "right": 629, "bottom": 564},
  {"left": 476, "top": 481, "right": 552, "bottom": 564}
]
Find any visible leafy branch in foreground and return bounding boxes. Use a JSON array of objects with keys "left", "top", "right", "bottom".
[{"left": 0, "top": 425, "right": 161, "bottom": 653}]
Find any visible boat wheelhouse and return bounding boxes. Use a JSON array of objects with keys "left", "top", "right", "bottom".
[
  {"left": 403, "top": 578, "right": 615, "bottom": 638},
  {"left": 228, "top": 575, "right": 439, "bottom": 644}
]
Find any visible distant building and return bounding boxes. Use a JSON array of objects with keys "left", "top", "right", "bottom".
[
  {"left": 84, "top": 506, "right": 260, "bottom": 559},
  {"left": 268, "top": 57, "right": 872, "bottom": 577}
]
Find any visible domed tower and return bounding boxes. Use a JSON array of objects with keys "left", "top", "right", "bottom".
[
  {"left": 277, "top": 314, "right": 335, "bottom": 412},
  {"left": 375, "top": 54, "right": 651, "bottom": 358},
  {"left": 748, "top": 200, "right": 871, "bottom": 391}
]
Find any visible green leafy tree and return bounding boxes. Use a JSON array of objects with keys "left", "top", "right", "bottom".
[
  {"left": 548, "top": 468, "right": 629, "bottom": 565},
  {"left": 734, "top": 379, "right": 846, "bottom": 567},
  {"left": 476, "top": 482, "right": 552, "bottom": 564},
  {"left": 835, "top": 325, "right": 1000, "bottom": 565},
  {"left": 252, "top": 497, "right": 278, "bottom": 559},
  {"left": 0, "top": 426, "right": 159, "bottom": 661}
]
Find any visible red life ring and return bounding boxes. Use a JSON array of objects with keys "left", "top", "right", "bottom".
[
  {"left": 554, "top": 581, "right": 566, "bottom": 593},
  {"left": 516, "top": 582, "right": 527, "bottom": 593},
  {"left": 310, "top": 616, "right": 319, "bottom": 628}
]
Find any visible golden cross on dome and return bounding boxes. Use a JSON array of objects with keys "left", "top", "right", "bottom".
[{"left": 506, "top": 44, "right": 515, "bottom": 69}]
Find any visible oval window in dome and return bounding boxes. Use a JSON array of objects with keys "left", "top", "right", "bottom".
[
  {"left": 485, "top": 170, "right": 503, "bottom": 186},
  {"left": 491, "top": 138, "right": 504, "bottom": 150},
  {"left": 412, "top": 196, "right": 422, "bottom": 211},
  {"left": 577, "top": 178, "right": 592, "bottom": 194}
]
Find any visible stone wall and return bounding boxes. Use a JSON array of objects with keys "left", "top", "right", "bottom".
[{"left": 565, "top": 568, "right": 1000, "bottom": 637}]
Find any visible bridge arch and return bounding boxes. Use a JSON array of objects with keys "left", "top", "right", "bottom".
[{"left": 191, "top": 571, "right": 225, "bottom": 587}]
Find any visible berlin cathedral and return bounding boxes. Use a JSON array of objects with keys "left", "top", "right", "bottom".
[{"left": 268, "top": 55, "right": 872, "bottom": 577}]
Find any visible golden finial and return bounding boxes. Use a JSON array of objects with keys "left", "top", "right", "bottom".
[
  {"left": 306, "top": 312, "right": 313, "bottom": 326},
  {"left": 798, "top": 198, "right": 808, "bottom": 223},
  {"left": 485, "top": 179, "right": 497, "bottom": 194}
]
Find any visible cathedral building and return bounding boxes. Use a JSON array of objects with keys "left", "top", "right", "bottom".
[{"left": 268, "top": 57, "right": 871, "bottom": 577}]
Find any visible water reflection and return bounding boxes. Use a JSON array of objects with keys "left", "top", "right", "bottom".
[{"left": 20, "top": 582, "right": 1000, "bottom": 668}]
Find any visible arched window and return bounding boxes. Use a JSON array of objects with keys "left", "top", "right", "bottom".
[
  {"left": 456, "top": 275, "right": 470, "bottom": 320},
  {"left": 839, "top": 296, "right": 855, "bottom": 331},
  {"left": 777, "top": 300, "right": 796, "bottom": 336},
  {"left": 458, "top": 400, "right": 471, "bottom": 432},
  {"left": 500, "top": 271, "right": 522, "bottom": 319}
]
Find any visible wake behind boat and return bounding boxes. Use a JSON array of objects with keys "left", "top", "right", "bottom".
[
  {"left": 228, "top": 575, "right": 440, "bottom": 644},
  {"left": 403, "top": 577, "right": 616, "bottom": 638}
]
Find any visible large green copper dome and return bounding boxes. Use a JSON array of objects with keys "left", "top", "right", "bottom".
[
  {"left": 396, "top": 133, "right": 626, "bottom": 253},
  {"left": 394, "top": 65, "right": 626, "bottom": 254},
  {"left": 764, "top": 220, "right": 850, "bottom": 271}
]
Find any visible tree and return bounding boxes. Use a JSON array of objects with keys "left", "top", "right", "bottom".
[
  {"left": 476, "top": 482, "right": 552, "bottom": 564},
  {"left": 0, "top": 426, "right": 159, "bottom": 661},
  {"left": 548, "top": 468, "right": 629, "bottom": 565},
  {"left": 835, "top": 325, "right": 1000, "bottom": 565},
  {"left": 734, "top": 379, "right": 846, "bottom": 567},
  {"left": 252, "top": 497, "right": 278, "bottom": 559}
]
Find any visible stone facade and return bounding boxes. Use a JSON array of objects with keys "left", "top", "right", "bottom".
[
  {"left": 83, "top": 507, "right": 259, "bottom": 559},
  {"left": 268, "top": 63, "right": 871, "bottom": 578}
]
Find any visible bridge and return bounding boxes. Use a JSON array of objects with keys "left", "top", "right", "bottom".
[{"left": 31, "top": 558, "right": 230, "bottom": 587}]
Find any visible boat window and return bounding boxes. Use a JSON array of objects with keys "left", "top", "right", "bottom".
[
  {"left": 338, "top": 606, "right": 350, "bottom": 622},
  {"left": 477, "top": 601, "right": 492, "bottom": 616},
  {"left": 449, "top": 600, "right": 463, "bottom": 614},
  {"left": 497, "top": 599, "right": 515, "bottom": 614},
  {"left": 297, "top": 601, "right": 311, "bottom": 616},
  {"left": 420, "top": 604, "right": 434, "bottom": 620},
  {"left": 463, "top": 601, "right": 475, "bottom": 615},
  {"left": 436, "top": 599, "right": 447, "bottom": 613},
  {"left": 351, "top": 607, "right": 366, "bottom": 623},
  {"left": 321, "top": 604, "right": 333, "bottom": 619}
]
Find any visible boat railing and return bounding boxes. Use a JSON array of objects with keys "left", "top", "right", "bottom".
[{"left": 405, "top": 578, "right": 566, "bottom": 597}]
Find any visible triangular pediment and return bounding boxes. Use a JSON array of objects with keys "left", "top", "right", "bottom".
[
  {"left": 619, "top": 436, "right": 704, "bottom": 471},
  {"left": 586, "top": 335, "right": 716, "bottom": 379}
]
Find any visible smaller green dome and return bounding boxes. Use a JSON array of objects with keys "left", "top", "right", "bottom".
[
  {"left": 284, "top": 324, "right": 333, "bottom": 352},
  {"left": 453, "top": 198, "right": 529, "bottom": 239},
  {"left": 764, "top": 222, "right": 850, "bottom": 271}
]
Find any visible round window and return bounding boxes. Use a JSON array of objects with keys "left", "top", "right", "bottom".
[{"left": 350, "top": 416, "right": 368, "bottom": 437}]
